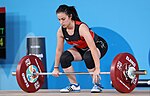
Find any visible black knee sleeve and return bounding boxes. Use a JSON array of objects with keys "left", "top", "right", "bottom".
[
  {"left": 60, "top": 51, "right": 74, "bottom": 68},
  {"left": 83, "top": 51, "right": 95, "bottom": 69}
]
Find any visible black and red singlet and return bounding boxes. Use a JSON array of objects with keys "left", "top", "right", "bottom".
[{"left": 62, "top": 21, "right": 99, "bottom": 49}]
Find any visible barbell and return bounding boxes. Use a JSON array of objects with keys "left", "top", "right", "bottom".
[{"left": 12, "top": 52, "right": 147, "bottom": 93}]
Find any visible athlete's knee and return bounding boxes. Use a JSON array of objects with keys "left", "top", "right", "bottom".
[
  {"left": 83, "top": 51, "right": 95, "bottom": 69},
  {"left": 60, "top": 51, "right": 74, "bottom": 68}
]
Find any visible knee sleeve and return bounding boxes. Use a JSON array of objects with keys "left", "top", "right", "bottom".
[
  {"left": 60, "top": 51, "right": 74, "bottom": 68},
  {"left": 83, "top": 51, "right": 95, "bottom": 69}
]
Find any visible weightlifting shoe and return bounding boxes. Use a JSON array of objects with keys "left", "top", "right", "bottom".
[
  {"left": 91, "top": 83, "right": 103, "bottom": 93},
  {"left": 60, "top": 84, "right": 80, "bottom": 93}
]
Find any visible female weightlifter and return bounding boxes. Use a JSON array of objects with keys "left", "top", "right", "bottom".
[{"left": 52, "top": 4, "right": 108, "bottom": 93}]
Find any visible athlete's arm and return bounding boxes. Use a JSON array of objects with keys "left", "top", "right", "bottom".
[
  {"left": 79, "top": 24, "right": 101, "bottom": 73},
  {"left": 52, "top": 27, "right": 64, "bottom": 77},
  {"left": 54, "top": 27, "right": 64, "bottom": 67}
]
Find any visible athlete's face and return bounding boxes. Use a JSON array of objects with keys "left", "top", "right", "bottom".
[{"left": 57, "top": 12, "right": 72, "bottom": 28}]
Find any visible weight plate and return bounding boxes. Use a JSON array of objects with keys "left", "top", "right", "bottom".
[
  {"left": 110, "top": 53, "right": 139, "bottom": 93},
  {"left": 16, "top": 55, "right": 45, "bottom": 93}
]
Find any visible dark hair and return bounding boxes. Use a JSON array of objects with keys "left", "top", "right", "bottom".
[{"left": 56, "top": 4, "right": 81, "bottom": 21}]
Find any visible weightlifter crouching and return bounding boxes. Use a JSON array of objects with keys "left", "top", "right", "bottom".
[{"left": 52, "top": 4, "right": 108, "bottom": 93}]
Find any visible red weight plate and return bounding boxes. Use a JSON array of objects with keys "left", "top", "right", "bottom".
[
  {"left": 16, "top": 55, "right": 45, "bottom": 93},
  {"left": 110, "top": 53, "right": 139, "bottom": 93}
]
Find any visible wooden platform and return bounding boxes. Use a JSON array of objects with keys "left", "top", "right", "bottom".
[{"left": 0, "top": 89, "right": 149, "bottom": 96}]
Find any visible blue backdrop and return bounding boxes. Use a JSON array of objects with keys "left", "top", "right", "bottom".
[{"left": 0, "top": 0, "right": 150, "bottom": 90}]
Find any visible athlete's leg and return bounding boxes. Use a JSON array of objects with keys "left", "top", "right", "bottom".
[
  {"left": 60, "top": 47, "right": 82, "bottom": 84},
  {"left": 83, "top": 48, "right": 101, "bottom": 83},
  {"left": 83, "top": 48, "right": 104, "bottom": 93}
]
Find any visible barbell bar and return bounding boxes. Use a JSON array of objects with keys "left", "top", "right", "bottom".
[
  {"left": 12, "top": 72, "right": 111, "bottom": 76},
  {"left": 12, "top": 70, "right": 146, "bottom": 76},
  {"left": 12, "top": 52, "right": 147, "bottom": 93}
]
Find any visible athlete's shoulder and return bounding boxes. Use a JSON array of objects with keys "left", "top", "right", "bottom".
[
  {"left": 79, "top": 22, "right": 89, "bottom": 30},
  {"left": 58, "top": 26, "right": 62, "bottom": 32},
  {"left": 57, "top": 26, "right": 63, "bottom": 36}
]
